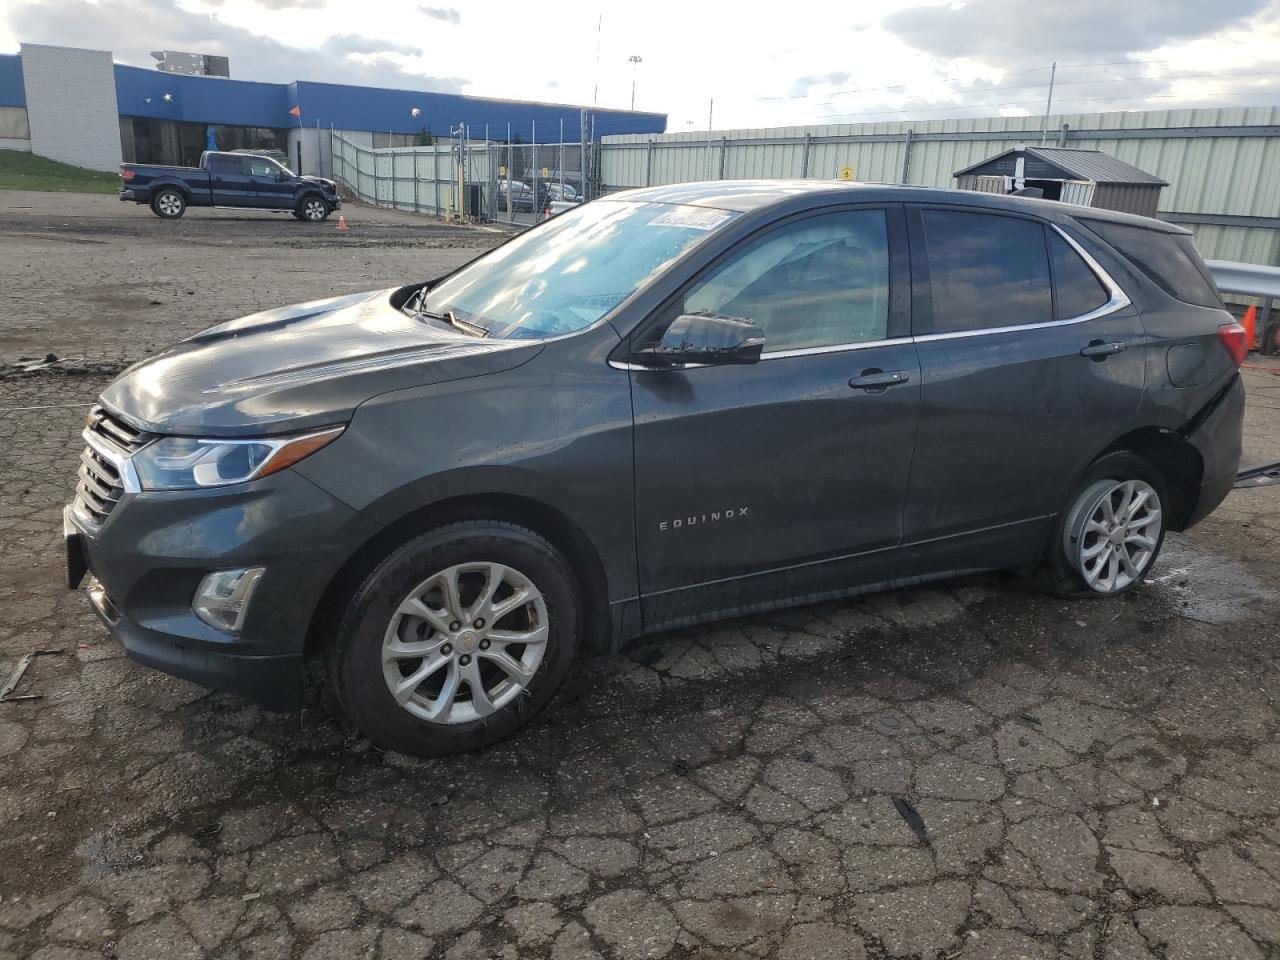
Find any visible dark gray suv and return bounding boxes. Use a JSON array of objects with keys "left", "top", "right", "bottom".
[{"left": 65, "top": 181, "right": 1246, "bottom": 755}]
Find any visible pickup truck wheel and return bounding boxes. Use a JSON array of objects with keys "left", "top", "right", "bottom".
[
  {"left": 298, "top": 196, "right": 330, "bottom": 222},
  {"left": 329, "top": 521, "right": 580, "bottom": 756},
  {"left": 1037, "top": 451, "right": 1168, "bottom": 598},
  {"left": 151, "top": 190, "right": 185, "bottom": 219}
]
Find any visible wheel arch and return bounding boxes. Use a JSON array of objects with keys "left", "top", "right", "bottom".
[
  {"left": 151, "top": 180, "right": 192, "bottom": 201},
  {"left": 1095, "top": 427, "right": 1204, "bottom": 531},
  {"left": 304, "top": 492, "right": 612, "bottom": 660}
]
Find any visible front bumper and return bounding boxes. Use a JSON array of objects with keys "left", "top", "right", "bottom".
[{"left": 65, "top": 468, "right": 380, "bottom": 711}]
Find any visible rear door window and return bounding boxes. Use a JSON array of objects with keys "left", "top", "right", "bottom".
[
  {"left": 209, "top": 155, "right": 248, "bottom": 176},
  {"left": 921, "top": 209, "right": 1052, "bottom": 334},
  {"left": 1081, "top": 219, "right": 1222, "bottom": 308},
  {"left": 1048, "top": 229, "right": 1110, "bottom": 320}
]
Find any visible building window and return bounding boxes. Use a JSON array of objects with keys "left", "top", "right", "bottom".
[
  {"left": 119, "top": 117, "right": 286, "bottom": 167},
  {"left": 373, "top": 132, "right": 418, "bottom": 149}
]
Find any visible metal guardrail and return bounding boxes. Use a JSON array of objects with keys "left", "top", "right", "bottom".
[{"left": 1206, "top": 260, "right": 1280, "bottom": 300}]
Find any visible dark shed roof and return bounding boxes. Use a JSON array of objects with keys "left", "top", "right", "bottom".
[{"left": 954, "top": 146, "right": 1168, "bottom": 186}]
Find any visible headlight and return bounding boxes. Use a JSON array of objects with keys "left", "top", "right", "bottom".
[{"left": 132, "top": 427, "right": 343, "bottom": 491}]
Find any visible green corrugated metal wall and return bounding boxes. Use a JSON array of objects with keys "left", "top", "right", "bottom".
[{"left": 601, "top": 106, "right": 1280, "bottom": 265}]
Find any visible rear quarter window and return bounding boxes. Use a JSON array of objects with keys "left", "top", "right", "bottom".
[
  {"left": 1081, "top": 219, "right": 1222, "bottom": 309},
  {"left": 1048, "top": 230, "right": 1110, "bottom": 320}
]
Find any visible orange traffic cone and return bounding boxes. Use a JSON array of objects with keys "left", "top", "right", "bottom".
[
  {"left": 1242, "top": 304, "right": 1257, "bottom": 353},
  {"left": 336, "top": 214, "right": 348, "bottom": 233}
]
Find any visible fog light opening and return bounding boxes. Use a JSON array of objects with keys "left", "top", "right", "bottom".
[{"left": 193, "top": 567, "right": 265, "bottom": 634}]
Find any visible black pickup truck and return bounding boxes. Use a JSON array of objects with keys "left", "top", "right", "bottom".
[{"left": 119, "top": 151, "right": 342, "bottom": 222}]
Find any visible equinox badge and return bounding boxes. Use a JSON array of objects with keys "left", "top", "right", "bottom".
[{"left": 659, "top": 507, "right": 751, "bottom": 532}]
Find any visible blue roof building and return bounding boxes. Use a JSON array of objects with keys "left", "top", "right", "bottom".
[{"left": 0, "top": 44, "right": 666, "bottom": 174}]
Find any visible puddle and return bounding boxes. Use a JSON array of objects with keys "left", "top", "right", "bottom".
[{"left": 1146, "top": 538, "right": 1273, "bottom": 623}]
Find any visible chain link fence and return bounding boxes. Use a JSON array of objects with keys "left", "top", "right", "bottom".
[{"left": 331, "top": 130, "right": 596, "bottom": 227}]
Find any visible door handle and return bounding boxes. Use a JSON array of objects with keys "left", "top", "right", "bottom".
[
  {"left": 1080, "top": 339, "right": 1126, "bottom": 359},
  {"left": 849, "top": 368, "right": 911, "bottom": 391}
]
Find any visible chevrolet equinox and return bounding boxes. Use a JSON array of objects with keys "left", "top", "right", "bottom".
[{"left": 65, "top": 181, "right": 1246, "bottom": 756}]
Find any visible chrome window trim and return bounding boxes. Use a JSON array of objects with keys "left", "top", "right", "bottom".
[
  {"left": 608, "top": 336, "right": 911, "bottom": 371},
  {"left": 83, "top": 427, "right": 142, "bottom": 494},
  {"left": 613, "top": 222, "right": 1133, "bottom": 363},
  {"left": 915, "top": 223, "right": 1131, "bottom": 344},
  {"left": 761, "top": 336, "right": 911, "bottom": 360}
]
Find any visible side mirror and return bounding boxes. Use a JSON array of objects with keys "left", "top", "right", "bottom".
[{"left": 638, "top": 313, "right": 765, "bottom": 367}]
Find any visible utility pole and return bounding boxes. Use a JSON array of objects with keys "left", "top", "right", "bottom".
[
  {"left": 1040, "top": 62, "right": 1057, "bottom": 145},
  {"left": 705, "top": 99, "right": 714, "bottom": 179},
  {"left": 629, "top": 55, "right": 643, "bottom": 111},
  {"left": 592, "top": 14, "right": 602, "bottom": 105}
]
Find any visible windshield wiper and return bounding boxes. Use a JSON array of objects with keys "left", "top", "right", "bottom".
[{"left": 415, "top": 307, "right": 489, "bottom": 338}]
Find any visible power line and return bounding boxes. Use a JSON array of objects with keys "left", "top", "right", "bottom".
[
  {"left": 818, "top": 87, "right": 1280, "bottom": 122},
  {"left": 818, "top": 66, "right": 1280, "bottom": 104},
  {"left": 756, "top": 65, "right": 1053, "bottom": 102},
  {"left": 757, "top": 57, "right": 1270, "bottom": 104}
]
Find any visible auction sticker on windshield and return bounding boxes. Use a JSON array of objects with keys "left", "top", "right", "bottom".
[{"left": 648, "top": 208, "right": 735, "bottom": 231}]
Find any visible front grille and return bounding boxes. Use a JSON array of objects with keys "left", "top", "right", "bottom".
[{"left": 73, "top": 406, "right": 150, "bottom": 525}]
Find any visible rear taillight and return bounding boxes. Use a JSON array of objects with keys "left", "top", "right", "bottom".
[
  {"left": 120, "top": 167, "right": 134, "bottom": 181},
  {"left": 1218, "top": 321, "right": 1248, "bottom": 368}
]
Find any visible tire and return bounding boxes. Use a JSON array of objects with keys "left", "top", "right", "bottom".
[
  {"left": 297, "top": 195, "right": 330, "bottom": 222},
  {"left": 151, "top": 189, "right": 186, "bottom": 219},
  {"left": 291, "top": 209, "right": 306, "bottom": 221},
  {"left": 1038, "top": 451, "right": 1168, "bottom": 598},
  {"left": 329, "top": 520, "right": 580, "bottom": 756}
]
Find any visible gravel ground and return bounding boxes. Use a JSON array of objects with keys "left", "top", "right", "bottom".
[{"left": 1, "top": 190, "right": 1280, "bottom": 960}]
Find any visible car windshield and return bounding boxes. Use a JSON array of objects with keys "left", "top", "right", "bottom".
[{"left": 418, "top": 200, "right": 739, "bottom": 339}]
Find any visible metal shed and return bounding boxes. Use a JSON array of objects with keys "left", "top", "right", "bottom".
[{"left": 955, "top": 145, "right": 1167, "bottom": 217}]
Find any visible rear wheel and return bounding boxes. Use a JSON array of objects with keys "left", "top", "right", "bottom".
[
  {"left": 329, "top": 521, "right": 580, "bottom": 756},
  {"left": 298, "top": 195, "right": 330, "bottom": 222},
  {"left": 151, "top": 189, "right": 185, "bottom": 219},
  {"left": 1039, "top": 451, "right": 1167, "bottom": 597}
]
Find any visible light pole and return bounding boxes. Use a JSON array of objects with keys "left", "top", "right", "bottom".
[{"left": 629, "top": 55, "right": 643, "bottom": 111}]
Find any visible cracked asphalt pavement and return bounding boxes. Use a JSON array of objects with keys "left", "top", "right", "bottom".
[{"left": 2, "top": 191, "right": 1280, "bottom": 960}]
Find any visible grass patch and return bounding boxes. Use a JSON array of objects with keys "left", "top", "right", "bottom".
[{"left": 0, "top": 149, "right": 119, "bottom": 194}]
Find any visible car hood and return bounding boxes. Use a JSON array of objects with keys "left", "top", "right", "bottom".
[{"left": 99, "top": 289, "right": 542, "bottom": 437}]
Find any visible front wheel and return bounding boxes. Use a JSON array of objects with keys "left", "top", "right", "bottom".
[
  {"left": 151, "top": 189, "right": 185, "bottom": 219},
  {"left": 297, "top": 195, "right": 330, "bottom": 222},
  {"left": 1039, "top": 451, "right": 1168, "bottom": 597},
  {"left": 329, "top": 521, "right": 580, "bottom": 756}
]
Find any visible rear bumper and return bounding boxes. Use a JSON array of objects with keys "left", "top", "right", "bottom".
[
  {"left": 1184, "top": 375, "right": 1245, "bottom": 528},
  {"left": 118, "top": 189, "right": 136, "bottom": 201}
]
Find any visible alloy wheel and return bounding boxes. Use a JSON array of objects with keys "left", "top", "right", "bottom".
[
  {"left": 1067, "top": 478, "right": 1162, "bottom": 593},
  {"left": 157, "top": 193, "right": 182, "bottom": 216},
  {"left": 304, "top": 199, "right": 327, "bottom": 220},
  {"left": 381, "top": 561, "right": 548, "bottom": 724}
]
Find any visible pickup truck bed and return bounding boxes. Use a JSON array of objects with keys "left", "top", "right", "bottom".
[{"left": 120, "top": 151, "right": 341, "bottom": 222}]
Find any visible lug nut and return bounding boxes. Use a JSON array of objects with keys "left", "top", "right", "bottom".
[
  {"left": 479, "top": 638, "right": 490, "bottom": 650},
  {"left": 449, "top": 621, "right": 461, "bottom": 632},
  {"left": 441, "top": 643, "right": 453, "bottom": 655},
  {"left": 460, "top": 654, "right": 472, "bottom": 666},
  {"left": 474, "top": 617, "right": 485, "bottom": 628}
]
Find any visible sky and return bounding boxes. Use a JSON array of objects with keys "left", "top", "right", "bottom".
[{"left": 3, "top": 0, "right": 1280, "bottom": 131}]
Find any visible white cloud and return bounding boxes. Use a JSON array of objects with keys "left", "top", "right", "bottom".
[{"left": 1, "top": 0, "right": 1278, "bottom": 129}]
